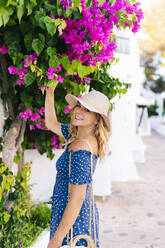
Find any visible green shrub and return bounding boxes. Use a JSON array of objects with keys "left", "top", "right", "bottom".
[
  {"left": 31, "top": 202, "right": 51, "bottom": 229},
  {"left": 147, "top": 103, "right": 159, "bottom": 117},
  {"left": 0, "top": 162, "right": 51, "bottom": 248}
]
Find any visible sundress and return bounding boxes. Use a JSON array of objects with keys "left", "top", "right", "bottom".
[{"left": 50, "top": 123, "right": 100, "bottom": 247}]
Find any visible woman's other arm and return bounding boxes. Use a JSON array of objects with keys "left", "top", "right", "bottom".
[{"left": 45, "top": 86, "right": 62, "bottom": 137}]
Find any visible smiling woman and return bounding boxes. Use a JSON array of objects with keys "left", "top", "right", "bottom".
[{"left": 45, "top": 84, "right": 110, "bottom": 248}]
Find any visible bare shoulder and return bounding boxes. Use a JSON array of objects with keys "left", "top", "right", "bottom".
[{"left": 69, "top": 136, "right": 98, "bottom": 154}]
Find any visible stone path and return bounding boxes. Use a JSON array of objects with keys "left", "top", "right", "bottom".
[{"left": 96, "top": 131, "right": 165, "bottom": 248}]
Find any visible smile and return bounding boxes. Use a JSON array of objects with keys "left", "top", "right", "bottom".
[{"left": 75, "top": 115, "right": 83, "bottom": 120}]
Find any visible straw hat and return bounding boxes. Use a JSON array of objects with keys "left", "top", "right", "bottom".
[{"left": 65, "top": 89, "right": 111, "bottom": 131}]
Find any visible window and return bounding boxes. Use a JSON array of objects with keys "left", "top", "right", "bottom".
[{"left": 115, "top": 36, "right": 130, "bottom": 54}]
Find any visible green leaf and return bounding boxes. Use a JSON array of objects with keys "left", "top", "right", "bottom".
[
  {"left": 65, "top": 8, "right": 73, "bottom": 18},
  {"left": 24, "top": 33, "right": 33, "bottom": 51},
  {"left": 44, "top": 16, "right": 56, "bottom": 36},
  {"left": 13, "top": 154, "right": 20, "bottom": 164},
  {"left": 47, "top": 47, "right": 56, "bottom": 57},
  {"left": 32, "top": 38, "right": 44, "bottom": 55},
  {"left": 61, "top": 55, "right": 70, "bottom": 70},
  {"left": 46, "top": 79, "right": 59, "bottom": 87},
  {"left": 97, "top": 0, "right": 105, "bottom": 5},
  {"left": 24, "top": 72, "right": 36, "bottom": 87},
  {"left": 49, "top": 55, "right": 61, "bottom": 68},
  {"left": 17, "top": 5, "right": 24, "bottom": 23},
  {"left": 67, "top": 59, "right": 78, "bottom": 75},
  {"left": 0, "top": 6, "right": 14, "bottom": 27},
  {"left": 73, "top": 0, "right": 82, "bottom": 11},
  {"left": 39, "top": 33, "right": 45, "bottom": 44},
  {"left": 34, "top": 11, "right": 46, "bottom": 29},
  {"left": 8, "top": 42, "right": 21, "bottom": 56},
  {"left": 4, "top": 31, "right": 20, "bottom": 46},
  {"left": 77, "top": 62, "right": 87, "bottom": 79}
]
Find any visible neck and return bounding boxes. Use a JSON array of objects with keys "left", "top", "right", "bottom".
[{"left": 76, "top": 125, "right": 94, "bottom": 139}]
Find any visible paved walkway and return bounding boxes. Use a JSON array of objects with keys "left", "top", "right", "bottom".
[{"left": 96, "top": 131, "right": 165, "bottom": 248}]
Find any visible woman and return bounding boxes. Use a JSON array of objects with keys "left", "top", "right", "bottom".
[{"left": 45, "top": 84, "right": 110, "bottom": 248}]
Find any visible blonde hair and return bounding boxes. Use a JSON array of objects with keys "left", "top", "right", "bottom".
[{"left": 68, "top": 106, "right": 110, "bottom": 163}]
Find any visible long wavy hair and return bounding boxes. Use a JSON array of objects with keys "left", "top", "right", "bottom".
[{"left": 68, "top": 105, "right": 111, "bottom": 163}]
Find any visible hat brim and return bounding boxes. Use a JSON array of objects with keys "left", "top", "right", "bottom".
[{"left": 65, "top": 94, "right": 110, "bottom": 131}]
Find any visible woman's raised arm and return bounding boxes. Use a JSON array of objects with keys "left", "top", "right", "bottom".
[{"left": 45, "top": 85, "right": 62, "bottom": 137}]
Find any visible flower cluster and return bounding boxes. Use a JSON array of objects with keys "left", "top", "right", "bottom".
[
  {"left": 51, "top": 135, "right": 63, "bottom": 150},
  {"left": 61, "top": 0, "right": 143, "bottom": 65},
  {"left": 19, "top": 107, "right": 47, "bottom": 131},
  {"left": 60, "top": 0, "right": 72, "bottom": 9},
  {"left": 46, "top": 66, "right": 64, "bottom": 83},
  {"left": 0, "top": 45, "right": 8, "bottom": 54},
  {"left": 8, "top": 52, "right": 38, "bottom": 86}
]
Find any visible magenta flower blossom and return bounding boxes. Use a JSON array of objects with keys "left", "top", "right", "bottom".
[
  {"left": 64, "top": 105, "right": 71, "bottom": 114},
  {"left": 30, "top": 125, "right": 35, "bottom": 130},
  {"left": 30, "top": 52, "right": 38, "bottom": 61},
  {"left": 23, "top": 58, "right": 30, "bottom": 67},
  {"left": 51, "top": 135, "right": 63, "bottom": 149},
  {"left": 46, "top": 67, "right": 57, "bottom": 80},
  {"left": 19, "top": 108, "right": 32, "bottom": 121},
  {"left": 61, "top": 0, "right": 143, "bottom": 65},
  {"left": 16, "top": 79, "right": 25, "bottom": 85},
  {"left": 38, "top": 85, "right": 45, "bottom": 91},
  {"left": 18, "top": 106, "right": 22, "bottom": 110},
  {"left": 0, "top": 45, "right": 8, "bottom": 54},
  {"left": 8, "top": 65, "right": 18, "bottom": 75},
  {"left": 18, "top": 68, "right": 27, "bottom": 79},
  {"left": 34, "top": 143, "right": 39, "bottom": 149},
  {"left": 84, "top": 77, "right": 91, "bottom": 83},
  {"left": 38, "top": 107, "right": 45, "bottom": 116},
  {"left": 57, "top": 75, "right": 64, "bottom": 83},
  {"left": 36, "top": 123, "right": 43, "bottom": 129},
  {"left": 60, "top": 0, "right": 72, "bottom": 9},
  {"left": 31, "top": 113, "right": 40, "bottom": 121}
]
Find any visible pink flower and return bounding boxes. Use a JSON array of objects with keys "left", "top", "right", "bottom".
[
  {"left": 23, "top": 58, "right": 30, "bottom": 67},
  {"left": 19, "top": 108, "right": 32, "bottom": 121},
  {"left": 16, "top": 79, "right": 25, "bottom": 85},
  {"left": 30, "top": 125, "right": 35, "bottom": 130},
  {"left": 46, "top": 67, "right": 57, "bottom": 80},
  {"left": 84, "top": 77, "right": 91, "bottom": 83},
  {"left": 57, "top": 75, "right": 64, "bottom": 83},
  {"left": 30, "top": 53, "right": 38, "bottom": 61},
  {"left": 36, "top": 123, "right": 42, "bottom": 129},
  {"left": 18, "top": 68, "right": 27, "bottom": 79},
  {"left": 38, "top": 107, "right": 45, "bottom": 116},
  {"left": 34, "top": 143, "right": 39, "bottom": 149},
  {"left": 18, "top": 106, "right": 22, "bottom": 110},
  {"left": 0, "top": 45, "right": 8, "bottom": 54},
  {"left": 31, "top": 113, "right": 40, "bottom": 121},
  {"left": 64, "top": 105, "right": 71, "bottom": 114},
  {"left": 8, "top": 65, "right": 18, "bottom": 75},
  {"left": 38, "top": 86, "right": 45, "bottom": 91}
]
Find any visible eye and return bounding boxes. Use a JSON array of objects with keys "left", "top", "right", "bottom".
[
  {"left": 76, "top": 102, "right": 81, "bottom": 108},
  {"left": 85, "top": 108, "right": 90, "bottom": 112}
]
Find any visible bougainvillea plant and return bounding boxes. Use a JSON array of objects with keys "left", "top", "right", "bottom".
[{"left": 0, "top": 0, "right": 143, "bottom": 163}]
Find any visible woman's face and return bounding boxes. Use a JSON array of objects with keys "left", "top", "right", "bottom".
[{"left": 71, "top": 102, "right": 97, "bottom": 127}]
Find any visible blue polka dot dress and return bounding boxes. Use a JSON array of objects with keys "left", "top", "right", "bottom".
[{"left": 50, "top": 123, "right": 100, "bottom": 247}]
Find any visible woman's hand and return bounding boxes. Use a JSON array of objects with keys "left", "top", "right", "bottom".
[{"left": 47, "top": 236, "right": 63, "bottom": 248}]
